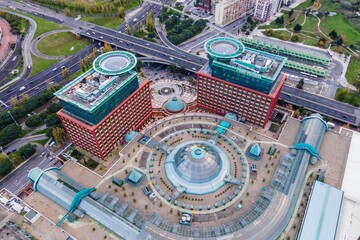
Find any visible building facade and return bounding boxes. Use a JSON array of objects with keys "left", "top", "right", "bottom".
[
  {"left": 197, "top": 37, "right": 287, "bottom": 127},
  {"left": 215, "top": 0, "right": 250, "bottom": 26},
  {"left": 254, "top": 0, "right": 282, "bottom": 22},
  {"left": 55, "top": 51, "right": 152, "bottom": 160}
]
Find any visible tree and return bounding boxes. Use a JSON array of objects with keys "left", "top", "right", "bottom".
[
  {"left": 293, "top": 24, "right": 302, "bottom": 32},
  {"left": 0, "top": 123, "right": 22, "bottom": 146},
  {"left": 61, "top": 68, "right": 70, "bottom": 78},
  {"left": 118, "top": 6, "right": 125, "bottom": 18},
  {"left": 296, "top": 78, "right": 304, "bottom": 89},
  {"left": 291, "top": 34, "right": 300, "bottom": 42},
  {"left": 25, "top": 115, "right": 43, "bottom": 128},
  {"left": 21, "top": 94, "right": 30, "bottom": 102},
  {"left": 18, "top": 143, "right": 36, "bottom": 159},
  {"left": 10, "top": 96, "right": 20, "bottom": 107},
  {"left": 336, "top": 36, "right": 343, "bottom": 45},
  {"left": 103, "top": 42, "right": 113, "bottom": 52},
  {"left": 47, "top": 102, "right": 62, "bottom": 113},
  {"left": 126, "top": 24, "right": 131, "bottom": 35},
  {"left": 289, "top": 9, "right": 294, "bottom": 17},
  {"left": 44, "top": 114, "right": 61, "bottom": 127},
  {"left": 53, "top": 127, "right": 67, "bottom": 144},
  {"left": 0, "top": 153, "right": 13, "bottom": 177},
  {"left": 264, "top": 28, "right": 274, "bottom": 37},
  {"left": 275, "top": 16, "right": 284, "bottom": 25},
  {"left": 336, "top": 88, "right": 349, "bottom": 101},
  {"left": 64, "top": 7, "right": 72, "bottom": 17},
  {"left": 329, "top": 29, "right": 338, "bottom": 40}
]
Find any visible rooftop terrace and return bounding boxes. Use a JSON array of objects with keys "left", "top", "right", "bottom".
[
  {"left": 55, "top": 51, "right": 138, "bottom": 112},
  {"left": 201, "top": 37, "right": 287, "bottom": 94}
]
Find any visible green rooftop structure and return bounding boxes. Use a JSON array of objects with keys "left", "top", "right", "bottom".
[
  {"left": 55, "top": 51, "right": 140, "bottom": 125},
  {"left": 240, "top": 38, "right": 332, "bottom": 66},
  {"left": 203, "top": 37, "right": 287, "bottom": 94},
  {"left": 125, "top": 131, "right": 137, "bottom": 143},
  {"left": 246, "top": 143, "right": 262, "bottom": 160},
  {"left": 126, "top": 169, "right": 146, "bottom": 186},
  {"left": 215, "top": 120, "right": 231, "bottom": 135}
]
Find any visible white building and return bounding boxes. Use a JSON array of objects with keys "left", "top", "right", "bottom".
[
  {"left": 254, "top": 0, "right": 282, "bottom": 22},
  {"left": 215, "top": 0, "right": 254, "bottom": 26}
]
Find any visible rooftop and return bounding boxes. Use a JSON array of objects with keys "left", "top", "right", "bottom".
[
  {"left": 298, "top": 181, "right": 344, "bottom": 240},
  {"left": 55, "top": 51, "right": 138, "bottom": 112},
  {"left": 201, "top": 37, "right": 287, "bottom": 95}
]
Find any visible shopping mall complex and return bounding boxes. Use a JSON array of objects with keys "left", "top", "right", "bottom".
[{"left": 23, "top": 37, "right": 355, "bottom": 240}]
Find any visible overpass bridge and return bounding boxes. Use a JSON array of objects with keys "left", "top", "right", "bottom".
[{"left": 1, "top": 0, "right": 359, "bottom": 126}]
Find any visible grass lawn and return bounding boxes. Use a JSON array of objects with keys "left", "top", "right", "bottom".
[
  {"left": 29, "top": 128, "right": 48, "bottom": 136},
  {"left": 30, "top": 54, "right": 59, "bottom": 77},
  {"left": 60, "top": 69, "right": 84, "bottom": 84},
  {"left": 345, "top": 57, "right": 360, "bottom": 85},
  {"left": 11, "top": 11, "right": 67, "bottom": 39},
  {"left": 301, "top": 15, "right": 319, "bottom": 32},
  {"left": 82, "top": 16, "right": 124, "bottom": 29},
  {"left": 33, "top": 138, "right": 49, "bottom": 146},
  {"left": 321, "top": 14, "right": 360, "bottom": 45},
  {"left": 273, "top": 30, "right": 291, "bottom": 40},
  {"left": 335, "top": 88, "right": 360, "bottom": 107},
  {"left": 37, "top": 32, "right": 91, "bottom": 56}
]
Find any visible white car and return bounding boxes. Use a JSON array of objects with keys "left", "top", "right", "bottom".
[{"left": 19, "top": 86, "right": 26, "bottom": 91}]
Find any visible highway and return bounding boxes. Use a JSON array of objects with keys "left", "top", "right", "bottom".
[
  {"left": 0, "top": 0, "right": 359, "bottom": 127},
  {"left": 0, "top": 141, "right": 71, "bottom": 195}
]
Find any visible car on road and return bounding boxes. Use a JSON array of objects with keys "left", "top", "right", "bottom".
[
  {"left": 52, "top": 68, "right": 58, "bottom": 72},
  {"left": 40, "top": 152, "right": 45, "bottom": 157},
  {"left": 19, "top": 86, "right": 26, "bottom": 91}
]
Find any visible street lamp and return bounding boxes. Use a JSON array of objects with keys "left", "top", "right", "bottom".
[{"left": 7, "top": 110, "right": 19, "bottom": 126}]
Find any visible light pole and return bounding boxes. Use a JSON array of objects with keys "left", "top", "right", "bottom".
[{"left": 8, "top": 110, "right": 19, "bottom": 126}]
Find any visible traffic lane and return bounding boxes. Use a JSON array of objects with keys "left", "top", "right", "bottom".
[
  {"left": 0, "top": 42, "right": 21, "bottom": 84},
  {"left": 283, "top": 85, "right": 354, "bottom": 114},
  {"left": 280, "top": 92, "right": 356, "bottom": 123},
  {"left": 0, "top": 45, "right": 95, "bottom": 103}
]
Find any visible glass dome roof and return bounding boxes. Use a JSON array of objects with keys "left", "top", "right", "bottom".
[
  {"left": 174, "top": 143, "right": 222, "bottom": 184},
  {"left": 164, "top": 140, "right": 231, "bottom": 195}
]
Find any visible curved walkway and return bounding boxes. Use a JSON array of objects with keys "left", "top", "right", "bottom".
[{"left": 30, "top": 29, "right": 72, "bottom": 60}]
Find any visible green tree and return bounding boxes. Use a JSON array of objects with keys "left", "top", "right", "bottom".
[
  {"left": 0, "top": 124, "right": 22, "bottom": 146},
  {"left": 336, "top": 88, "right": 349, "bottom": 101},
  {"left": 296, "top": 78, "right": 304, "bottom": 89},
  {"left": 288, "top": 9, "right": 294, "bottom": 17},
  {"left": 275, "top": 16, "right": 284, "bottom": 25},
  {"left": 0, "top": 153, "right": 13, "bottom": 177},
  {"left": 25, "top": 115, "right": 43, "bottom": 128},
  {"left": 329, "top": 30, "right": 338, "bottom": 40},
  {"left": 293, "top": 24, "right": 302, "bottom": 32},
  {"left": 44, "top": 114, "right": 61, "bottom": 127},
  {"left": 18, "top": 143, "right": 37, "bottom": 159},
  {"left": 336, "top": 36, "right": 343, "bottom": 45},
  {"left": 47, "top": 103, "right": 62, "bottom": 114}
]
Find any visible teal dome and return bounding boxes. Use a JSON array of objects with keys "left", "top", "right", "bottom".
[
  {"left": 225, "top": 112, "right": 237, "bottom": 121},
  {"left": 165, "top": 97, "right": 185, "bottom": 113},
  {"left": 124, "top": 131, "right": 137, "bottom": 142}
]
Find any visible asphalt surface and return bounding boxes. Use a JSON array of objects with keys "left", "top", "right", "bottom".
[
  {"left": 0, "top": 41, "right": 21, "bottom": 84},
  {"left": 0, "top": 141, "right": 71, "bottom": 195}
]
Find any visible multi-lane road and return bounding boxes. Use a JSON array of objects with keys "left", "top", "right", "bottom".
[{"left": 0, "top": 0, "right": 359, "bottom": 126}]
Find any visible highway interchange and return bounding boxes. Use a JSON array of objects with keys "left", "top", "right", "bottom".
[{"left": 0, "top": 0, "right": 359, "bottom": 129}]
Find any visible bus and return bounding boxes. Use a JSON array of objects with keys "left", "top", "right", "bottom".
[{"left": 300, "top": 72, "right": 318, "bottom": 79}]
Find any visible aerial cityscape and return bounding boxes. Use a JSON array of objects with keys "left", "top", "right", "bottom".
[{"left": 0, "top": 0, "right": 359, "bottom": 239}]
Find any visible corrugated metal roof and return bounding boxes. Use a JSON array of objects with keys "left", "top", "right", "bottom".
[{"left": 298, "top": 181, "right": 344, "bottom": 240}]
